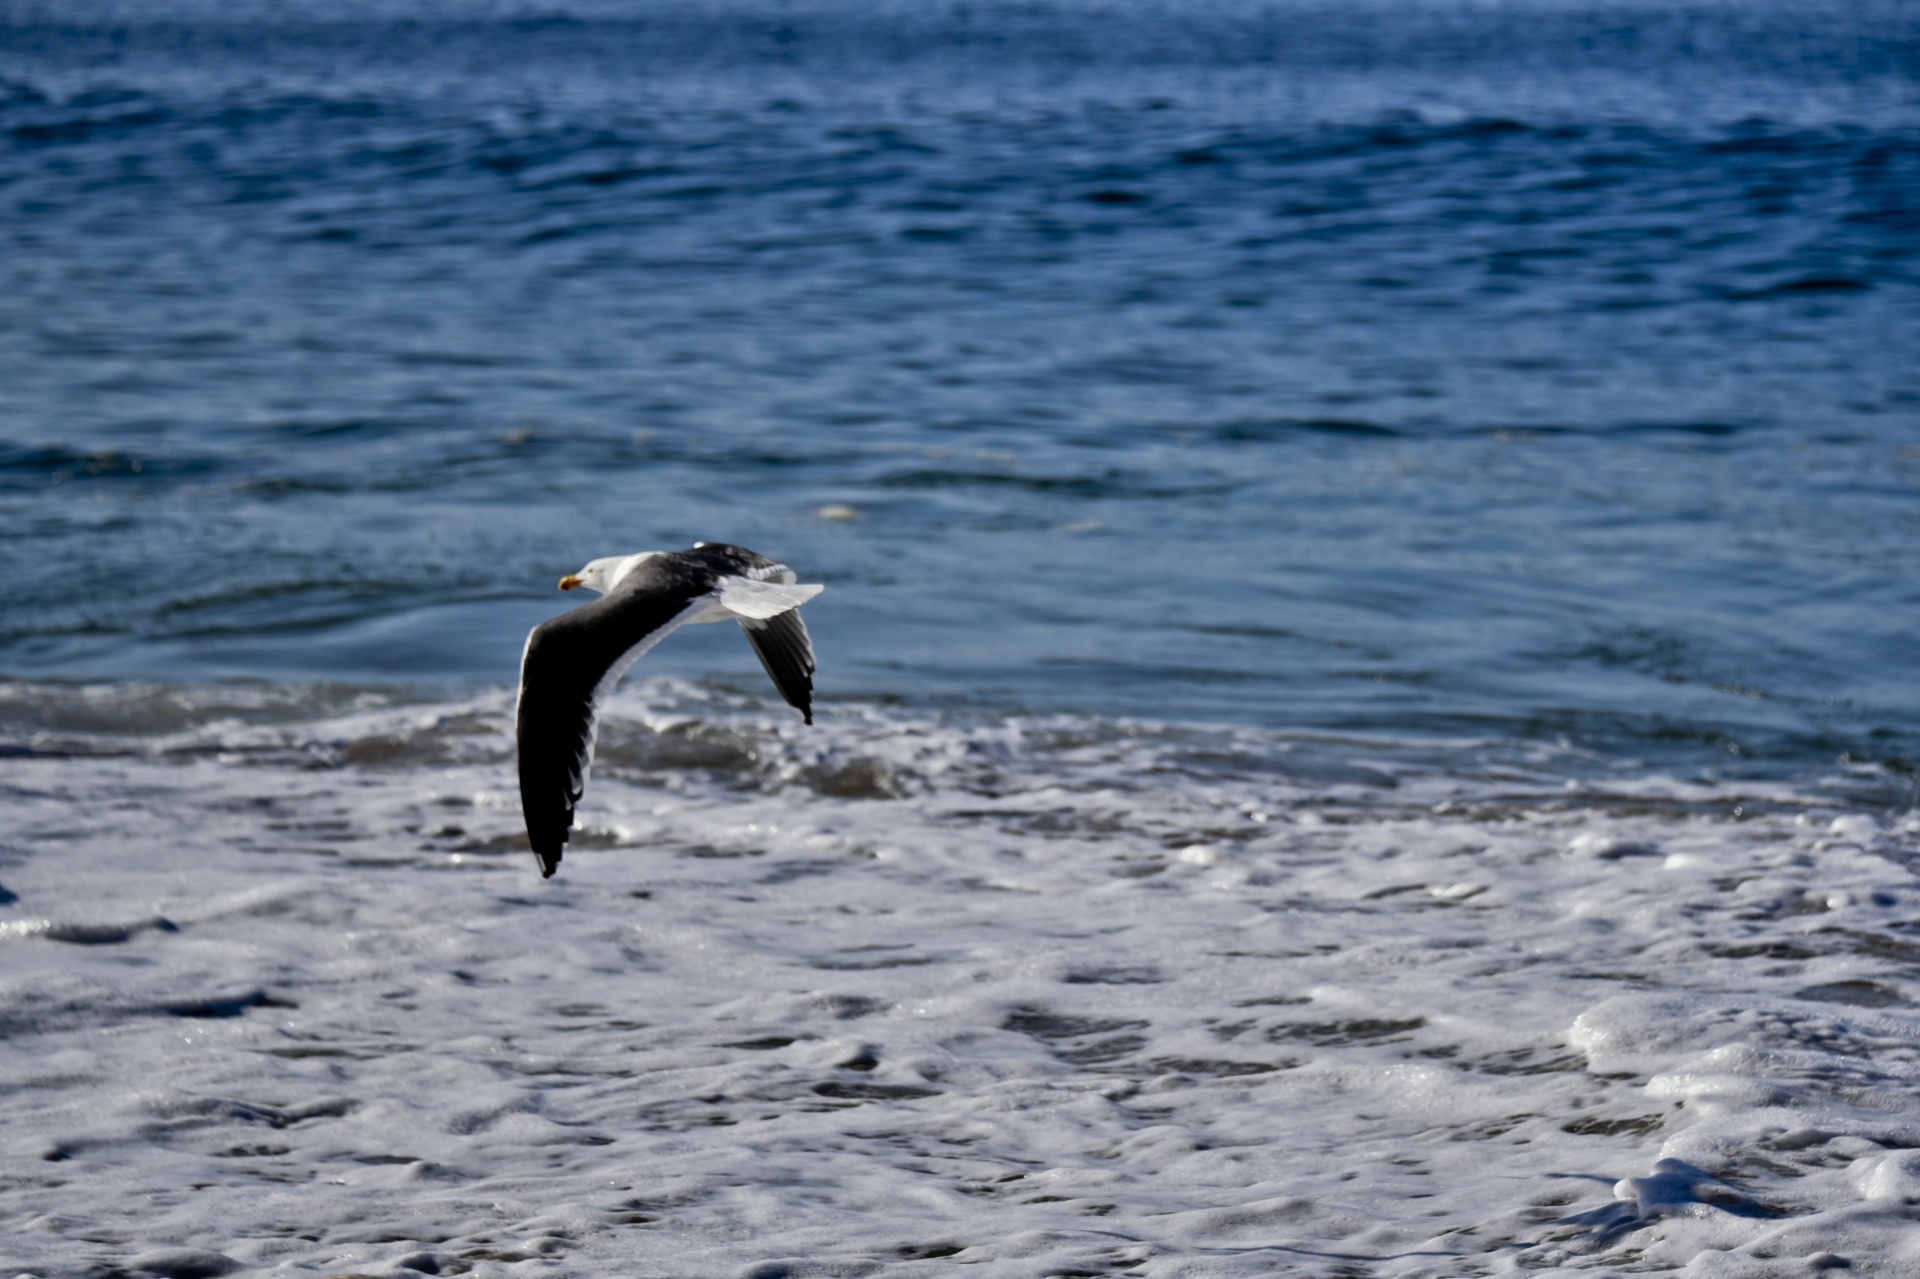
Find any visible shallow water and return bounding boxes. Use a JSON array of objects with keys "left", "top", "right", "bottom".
[
  {"left": 5, "top": 689, "right": 1920, "bottom": 1276},
  {"left": 3, "top": 2, "right": 1919, "bottom": 1275}
]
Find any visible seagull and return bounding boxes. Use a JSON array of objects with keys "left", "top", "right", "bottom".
[{"left": 515, "top": 542, "right": 823, "bottom": 878}]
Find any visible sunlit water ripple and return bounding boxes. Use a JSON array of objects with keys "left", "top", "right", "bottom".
[{"left": 2, "top": 0, "right": 1916, "bottom": 781}]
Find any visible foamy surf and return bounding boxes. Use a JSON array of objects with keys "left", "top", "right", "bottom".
[{"left": 2, "top": 682, "right": 1916, "bottom": 1276}]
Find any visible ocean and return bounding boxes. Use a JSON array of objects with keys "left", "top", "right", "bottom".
[{"left": 2, "top": 1, "right": 1918, "bottom": 1274}]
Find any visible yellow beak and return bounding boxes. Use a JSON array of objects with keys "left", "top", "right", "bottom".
[{"left": 558, "top": 575, "right": 582, "bottom": 591}]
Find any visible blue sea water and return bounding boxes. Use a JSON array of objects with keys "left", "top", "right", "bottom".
[{"left": 1, "top": 0, "right": 1916, "bottom": 793}]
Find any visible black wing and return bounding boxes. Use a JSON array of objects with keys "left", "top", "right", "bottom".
[
  {"left": 516, "top": 581, "right": 708, "bottom": 878},
  {"left": 739, "top": 607, "right": 817, "bottom": 725},
  {"left": 692, "top": 542, "right": 818, "bottom": 723},
  {"left": 688, "top": 541, "right": 788, "bottom": 580}
]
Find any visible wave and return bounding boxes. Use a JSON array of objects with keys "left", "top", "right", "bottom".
[{"left": 0, "top": 677, "right": 1915, "bottom": 1273}]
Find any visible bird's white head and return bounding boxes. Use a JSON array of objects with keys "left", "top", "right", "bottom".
[{"left": 557, "top": 552, "right": 654, "bottom": 596}]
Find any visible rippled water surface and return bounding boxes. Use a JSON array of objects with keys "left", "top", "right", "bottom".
[{"left": 1, "top": 0, "right": 1916, "bottom": 785}]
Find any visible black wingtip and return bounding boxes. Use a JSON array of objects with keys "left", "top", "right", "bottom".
[{"left": 537, "top": 849, "right": 562, "bottom": 878}]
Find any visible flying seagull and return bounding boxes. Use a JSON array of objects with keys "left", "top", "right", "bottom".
[{"left": 516, "top": 542, "right": 823, "bottom": 878}]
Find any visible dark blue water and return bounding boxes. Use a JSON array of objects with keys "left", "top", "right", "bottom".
[{"left": 2, "top": 0, "right": 1917, "bottom": 786}]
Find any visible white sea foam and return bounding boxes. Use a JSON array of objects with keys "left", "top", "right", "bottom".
[{"left": 2, "top": 685, "right": 1917, "bottom": 1277}]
